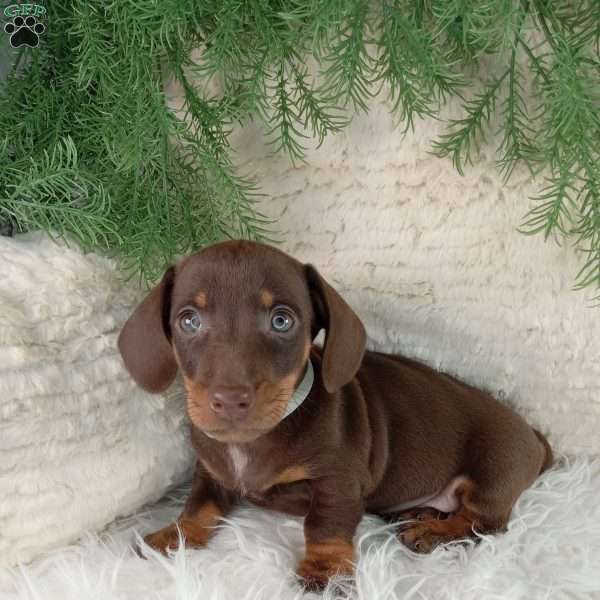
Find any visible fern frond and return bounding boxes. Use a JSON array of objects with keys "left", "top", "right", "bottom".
[{"left": 431, "top": 72, "right": 508, "bottom": 175}]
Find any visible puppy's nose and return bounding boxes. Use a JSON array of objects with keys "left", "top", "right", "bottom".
[{"left": 209, "top": 386, "right": 254, "bottom": 420}]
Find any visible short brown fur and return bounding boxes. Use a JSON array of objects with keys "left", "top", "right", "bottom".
[{"left": 119, "top": 240, "right": 553, "bottom": 588}]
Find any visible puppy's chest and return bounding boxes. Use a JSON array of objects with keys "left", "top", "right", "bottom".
[
  {"left": 201, "top": 444, "right": 307, "bottom": 495},
  {"left": 227, "top": 445, "right": 252, "bottom": 490}
]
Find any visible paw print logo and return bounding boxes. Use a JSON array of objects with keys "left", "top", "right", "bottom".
[{"left": 4, "top": 15, "right": 45, "bottom": 48}]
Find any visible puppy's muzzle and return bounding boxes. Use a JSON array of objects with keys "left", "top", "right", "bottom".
[{"left": 209, "top": 385, "right": 255, "bottom": 421}]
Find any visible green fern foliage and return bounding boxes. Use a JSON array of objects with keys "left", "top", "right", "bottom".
[{"left": 0, "top": 1, "right": 599, "bottom": 290}]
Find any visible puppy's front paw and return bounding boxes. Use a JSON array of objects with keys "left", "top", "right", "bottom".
[
  {"left": 296, "top": 539, "right": 355, "bottom": 590},
  {"left": 139, "top": 520, "right": 211, "bottom": 556},
  {"left": 296, "top": 556, "right": 353, "bottom": 591},
  {"left": 139, "top": 523, "right": 183, "bottom": 556},
  {"left": 138, "top": 506, "right": 221, "bottom": 557}
]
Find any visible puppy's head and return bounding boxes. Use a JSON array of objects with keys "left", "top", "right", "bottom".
[{"left": 118, "top": 241, "right": 366, "bottom": 443}]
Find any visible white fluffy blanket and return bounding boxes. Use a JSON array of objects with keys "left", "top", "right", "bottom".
[{"left": 1, "top": 456, "right": 599, "bottom": 600}]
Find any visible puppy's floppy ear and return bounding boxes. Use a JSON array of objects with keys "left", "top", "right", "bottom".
[
  {"left": 118, "top": 266, "right": 178, "bottom": 393},
  {"left": 305, "top": 265, "right": 366, "bottom": 393}
]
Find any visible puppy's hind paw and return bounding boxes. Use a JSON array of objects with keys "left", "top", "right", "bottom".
[
  {"left": 398, "top": 522, "right": 445, "bottom": 553},
  {"left": 397, "top": 511, "right": 477, "bottom": 553}
]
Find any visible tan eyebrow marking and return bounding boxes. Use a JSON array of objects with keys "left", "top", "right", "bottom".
[
  {"left": 260, "top": 288, "right": 274, "bottom": 308},
  {"left": 195, "top": 291, "right": 207, "bottom": 308}
]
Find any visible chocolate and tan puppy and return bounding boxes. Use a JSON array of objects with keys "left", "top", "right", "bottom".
[{"left": 118, "top": 240, "right": 552, "bottom": 589}]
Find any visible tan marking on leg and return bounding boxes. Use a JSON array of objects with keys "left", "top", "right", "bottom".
[
  {"left": 142, "top": 500, "right": 222, "bottom": 554},
  {"left": 305, "top": 538, "right": 354, "bottom": 564},
  {"left": 298, "top": 538, "right": 355, "bottom": 589},
  {"left": 260, "top": 289, "right": 274, "bottom": 307},
  {"left": 178, "top": 501, "right": 222, "bottom": 545}
]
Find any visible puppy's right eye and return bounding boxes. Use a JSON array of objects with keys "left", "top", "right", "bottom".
[{"left": 179, "top": 310, "right": 202, "bottom": 334}]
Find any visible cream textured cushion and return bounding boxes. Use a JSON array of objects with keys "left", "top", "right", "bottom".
[{"left": 0, "top": 233, "right": 194, "bottom": 567}]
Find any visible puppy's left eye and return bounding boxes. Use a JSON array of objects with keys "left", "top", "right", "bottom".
[
  {"left": 271, "top": 309, "right": 294, "bottom": 332},
  {"left": 179, "top": 310, "right": 202, "bottom": 334}
]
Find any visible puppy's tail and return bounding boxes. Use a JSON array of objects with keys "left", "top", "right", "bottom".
[{"left": 533, "top": 428, "right": 554, "bottom": 474}]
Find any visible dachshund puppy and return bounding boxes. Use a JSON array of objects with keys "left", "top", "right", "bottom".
[{"left": 118, "top": 240, "right": 552, "bottom": 589}]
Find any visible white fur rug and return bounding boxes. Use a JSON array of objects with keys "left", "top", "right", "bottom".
[{"left": 2, "top": 456, "right": 599, "bottom": 600}]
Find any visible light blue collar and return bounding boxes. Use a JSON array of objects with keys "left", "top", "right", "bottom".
[{"left": 283, "top": 360, "right": 314, "bottom": 419}]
